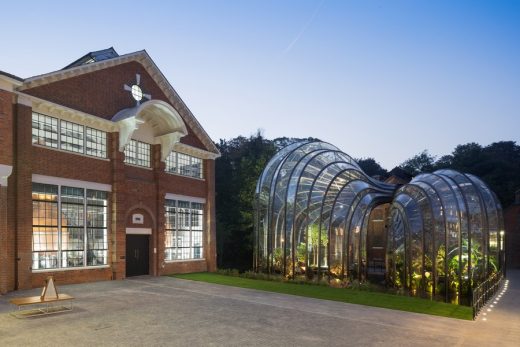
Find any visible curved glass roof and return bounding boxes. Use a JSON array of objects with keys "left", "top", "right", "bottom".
[
  {"left": 254, "top": 141, "right": 504, "bottom": 304},
  {"left": 254, "top": 141, "right": 395, "bottom": 279},
  {"left": 387, "top": 170, "right": 504, "bottom": 303}
]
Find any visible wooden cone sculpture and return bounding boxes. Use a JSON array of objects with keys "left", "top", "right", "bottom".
[{"left": 40, "top": 276, "right": 59, "bottom": 300}]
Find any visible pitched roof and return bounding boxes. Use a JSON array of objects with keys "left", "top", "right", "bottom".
[
  {"left": 0, "top": 70, "right": 24, "bottom": 82},
  {"left": 19, "top": 49, "right": 219, "bottom": 155}
]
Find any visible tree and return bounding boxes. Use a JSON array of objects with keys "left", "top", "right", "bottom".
[
  {"left": 215, "top": 132, "right": 276, "bottom": 271},
  {"left": 447, "top": 143, "right": 484, "bottom": 174},
  {"left": 431, "top": 141, "right": 520, "bottom": 207},
  {"left": 399, "top": 150, "right": 436, "bottom": 176},
  {"left": 356, "top": 157, "right": 388, "bottom": 179},
  {"left": 216, "top": 136, "right": 520, "bottom": 272},
  {"left": 215, "top": 134, "right": 324, "bottom": 270},
  {"left": 309, "top": 224, "right": 328, "bottom": 266},
  {"left": 433, "top": 155, "right": 453, "bottom": 170}
]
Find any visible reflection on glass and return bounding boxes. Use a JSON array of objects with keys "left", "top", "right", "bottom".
[{"left": 254, "top": 141, "right": 504, "bottom": 306}]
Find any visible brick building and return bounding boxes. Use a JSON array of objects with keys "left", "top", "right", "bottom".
[{"left": 0, "top": 48, "right": 219, "bottom": 293}]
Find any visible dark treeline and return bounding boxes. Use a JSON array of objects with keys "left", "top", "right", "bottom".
[
  {"left": 215, "top": 133, "right": 318, "bottom": 270},
  {"left": 215, "top": 134, "right": 520, "bottom": 270},
  {"left": 398, "top": 142, "right": 520, "bottom": 207}
]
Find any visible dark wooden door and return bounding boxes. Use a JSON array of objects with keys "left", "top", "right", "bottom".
[{"left": 126, "top": 235, "right": 150, "bottom": 277}]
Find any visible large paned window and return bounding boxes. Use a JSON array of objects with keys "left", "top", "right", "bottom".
[
  {"left": 60, "top": 120, "right": 84, "bottom": 153},
  {"left": 165, "top": 151, "right": 203, "bottom": 179},
  {"left": 32, "top": 112, "right": 107, "bottom": 158},
  {"left": 32, "top": 113, "right": 59, "bottom": 148},
  {"left": 85, "top": 127, "right": 107, "bottom": 158},
  {"left": 87, "top": 190, "right": 109, "bottom": 266},
  {"left": 60, "top": 186, "right": 85, "bottom": 267},
  {"left": 32, "top": 184, "right": 59, "bottom": 269},
  {"left": 164, "top": 199, "right": 204, "bottom": 261},
  {"left": 32, "top": 183, "right": 109, "bottom": 270},
  {"left": 124, "top": 139, "right": 151, "bottom": 168}
]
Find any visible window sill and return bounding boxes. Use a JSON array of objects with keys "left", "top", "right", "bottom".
[
  {"left": 32, "top": 144, "right": 109, "bottom": 161},
  {"left": 124, "top": 163, "right": 153, "bottom": 170},
  {"left": 32, "top": 265, "right": 110, "bottom": 273},
  {"left": 164, "top": 171, "right": 205, "bottom": 181},
  {"left": 164, "top": 258, "right": 206, "bottom": 263}
]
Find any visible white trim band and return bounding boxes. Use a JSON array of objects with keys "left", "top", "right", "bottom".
[
  {"left": 173, "top": 142, "right": 220, "bottom": 160},
  {"left": 32, "top": 174, "right": 112, "bottom": 192},
  {"left": 126, "top": 228, "right": 152, "bottom": 235},
  {"left": 165, "top": 193, "right": 206, "bottom": 204},
  {"left": 0, "top": 164, "right": 13, "bottom": 186},
  {"left": 32, "top": 265, "right": 110, "bottom": 273}
]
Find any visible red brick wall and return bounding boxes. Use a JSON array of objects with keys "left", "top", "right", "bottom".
[
  {"left": 1, "top": 61, "right": 218, "bottom": 292},
  {"left": 31, "top": 268, "right": 112, "bottom": 288},
  {"left": 0, "top": 90, "right": 14, "bottom": 293},
  {"left": 162, "top": 260, "right": 208, "bottom": 274},
  {"left": 205, "top": 160, "right": 217, "bottom": 272},
  {"left": 0, "top": 186, "right": 14, "bottom": 293},
  {"left": 161, "top": 173, "right": 207, "bottom": 198},
  {"left": 32, "top": 146, "right": 112, "bottom": 184},
  {"left": 22, "top": 61, "right": 207, "bottom": 151},
  {"left": 0, "top": 90, "right": 14, "bottom": 165},
  {"left": 14, "top": 103, "right": 34, "bottom": 290}
]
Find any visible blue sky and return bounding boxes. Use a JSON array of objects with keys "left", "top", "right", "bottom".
[{"left": 1, "top": 0, "right": 519, "bottom": 169}]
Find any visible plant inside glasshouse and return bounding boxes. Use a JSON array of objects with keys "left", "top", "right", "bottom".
[{"left": 254, "top": 141, "right": 505, "bottom": 305}]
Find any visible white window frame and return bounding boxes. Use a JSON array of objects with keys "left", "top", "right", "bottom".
[
  {"left": 31, "top": 112, "right": 108, "bottom": 159},
  {"left": 124, "top": 139, "right": 152, "bottom": 168},
  {"left": 165, "top": 151, "right": 204, "bottom": 179},
  {"left": 31, "top": 180, "right": 110, "bottom": 272},
  {"left": 164, "top": 195, "right": 206, "bottom": 262}
]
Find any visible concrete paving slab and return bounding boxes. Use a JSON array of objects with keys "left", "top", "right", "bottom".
[{"left": 0, "top": 270, "right": 518, "bottom": 346}]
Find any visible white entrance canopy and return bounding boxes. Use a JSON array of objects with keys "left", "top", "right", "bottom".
[{"left": 112, "top": 100, "right": 188, "bottom": 161}]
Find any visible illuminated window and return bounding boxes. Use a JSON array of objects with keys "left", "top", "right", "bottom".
[
  {"left": 165, "top": 151, "right": 203, "bottom": 179},
  {"left": 32, "top": 183, "right": 59, "bottom": 269},
  {"left": 32, "top": 183, "right": 109, "bottom": 270},
  {"left": 164, "top": 199, "right": 204, "bottom": 261},
  {"left": 60, "top": 186, "right": 85, "bottom": 267},
  {"left": 86, "top": 190, "right": 109, "bottom": 266}
]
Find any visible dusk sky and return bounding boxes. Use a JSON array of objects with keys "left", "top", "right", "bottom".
[{"left": 1, "top": 0, "right": 518, "bottom": 169}]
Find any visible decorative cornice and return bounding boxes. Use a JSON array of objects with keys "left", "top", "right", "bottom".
[
  {"left": 0, "top": 74, "right": 23, "bottom": 92},
  {"left": 18, "top": 50, "right": 220, "bottom": 156},
  {"left": 173, "top": 142, "right": 220, "bottom": 160},
  {"left": 165, "top": 193, "right": 206, "bottom": 204},
  {"left": 16, "top": 94, "right": 32, "bottom": 107},
  {"left": 32, "top": 174, "right": 112, "bottom": 192},
  {"left": 16, "top": 92, "right": 117, "bottom": 132},
  {"left": 12, "top": 91, "right": 220, "bottom": 160},
  {"left": 20, "top": 51, "right": 144, "bottom": 89}
]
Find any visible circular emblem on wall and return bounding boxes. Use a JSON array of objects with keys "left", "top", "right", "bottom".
[
  {"left": 131, "top": 84, "right": 143, "bottom": 102},
  {"left": 124, "top": 74, "right": 151, "bottom": 106}
]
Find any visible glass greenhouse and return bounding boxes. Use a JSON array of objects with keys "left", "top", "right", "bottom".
[{"left": 254, "top": 141, "right": 505, "bottom": 304}]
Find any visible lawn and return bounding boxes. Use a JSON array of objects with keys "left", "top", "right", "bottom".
[{"left": 172, "top": 272, "right": 472, "bottom": 320}]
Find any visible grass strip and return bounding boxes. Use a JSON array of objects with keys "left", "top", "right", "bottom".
[{"left": 171, "top": 272, "right": 472, "bottom": 320}]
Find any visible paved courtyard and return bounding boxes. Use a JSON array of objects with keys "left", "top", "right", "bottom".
[{"left": 0, "top": 270, "right": 519, "bottom": 346}]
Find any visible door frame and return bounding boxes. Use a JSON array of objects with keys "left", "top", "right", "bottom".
[
  {"left": 125, "top": 227, "right": 152, "bottom": 277},
  {"left": 123, "top": 205, "right": 158, "bottom": 278},
  {"left": 125, "top": 233, "right": 150, "bottom": 277}
]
